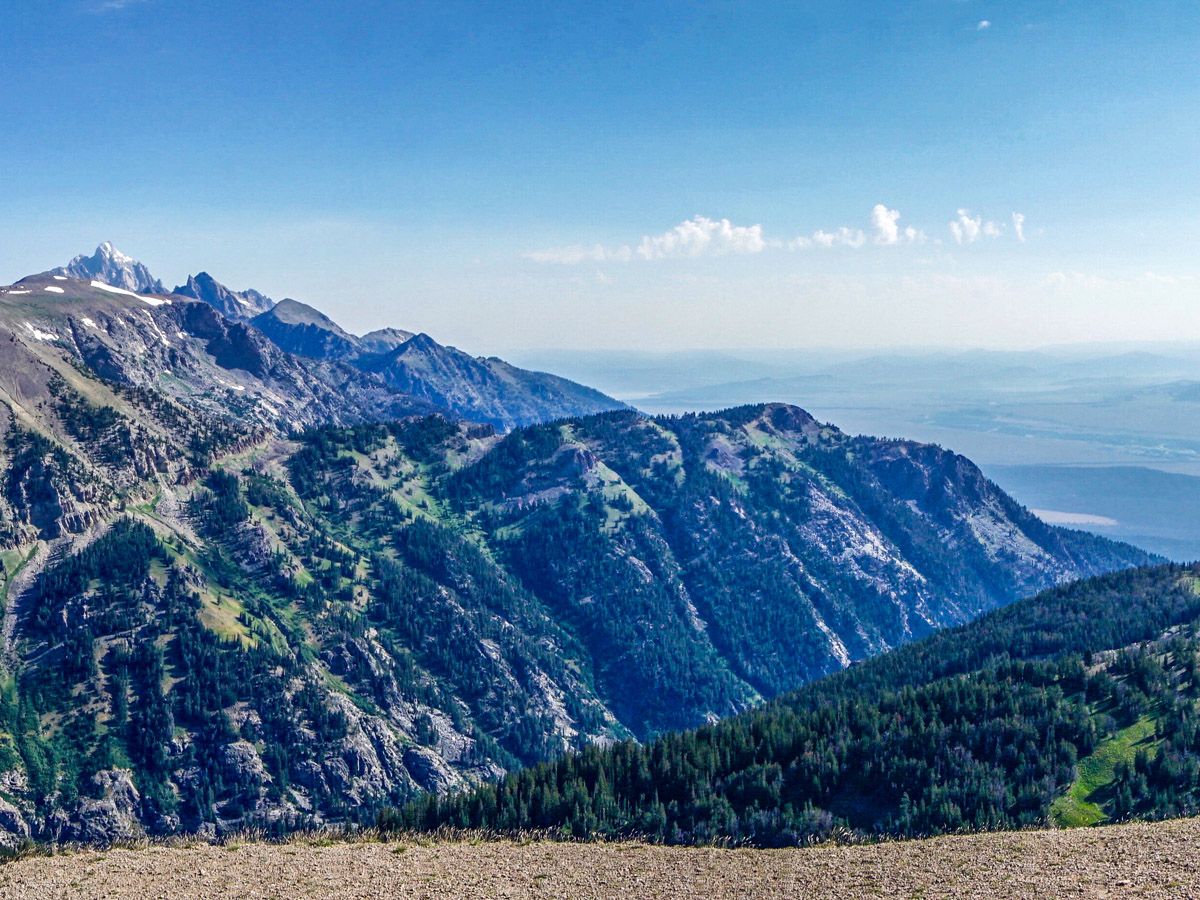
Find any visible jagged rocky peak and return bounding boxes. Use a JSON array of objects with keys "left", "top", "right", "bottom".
[
  {"left": 50, "top": 242, "right": 165, "bottom": 294},
  {"left": 173, "top": 271, "right": 275, "bottom": 320}
]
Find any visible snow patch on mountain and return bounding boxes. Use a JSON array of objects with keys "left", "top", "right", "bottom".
[
  {"left": 90, "top": 281, "right": 170, "bottom": 307},
  {"left": 23, "top": 322, "right": 57, "bottom": 341}
]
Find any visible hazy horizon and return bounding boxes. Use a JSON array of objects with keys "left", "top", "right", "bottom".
[{"left": 4, "top": 1, "right": 1197, "bottom": 352}]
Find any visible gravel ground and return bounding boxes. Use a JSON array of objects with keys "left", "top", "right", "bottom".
[{"left": 2, "top": 817, "right": 1199, "bottom": 899}]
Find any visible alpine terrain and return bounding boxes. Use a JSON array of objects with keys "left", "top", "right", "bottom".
[{"left": 0, "top": 244, "right": 1155, "bottom": 846}]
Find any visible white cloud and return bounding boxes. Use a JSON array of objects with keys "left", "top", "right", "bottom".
[
  {"left": 1012, "top": 212, "right": 1026, "bottom": 242},
  {"left": 810, "top": 227, "right": 866, "bottom": 249},
  {"left": 870, "top": 203, "right": 925, "bottom": 245},
  {"left": 1041, "top": 271, "right": 1197, "bottom": 292},
  {"left": 1143, "top": 272, "right": 1199, "bottom": 285},
  {"left": 636, "top": 216, "right": 766, "bottom": 260},
  {"left": 949, "top": 209, "right": 980, "bottom": 244},
  {"left": 977, "top": 19, "right": 991, "bottom": 30},
  {"left": 527, "top": 216, "right": 765, "bottom": 264},
  {"left": 790, "top": 204, "right": 922, "bottom": 250},
  {"left": 949, "top": 208, "right": 1006, "bottom": 244},
  {"left": 526, "top": 205, "right": 954, "bottom": 266},
  {"left": 1041, "top": 271, "right": 1113, "bottom": 291},
  {"left": 871, "top": 204, "right": 901, "bottom": 245}
]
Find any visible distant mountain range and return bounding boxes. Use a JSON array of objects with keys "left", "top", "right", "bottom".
[
  {"left": 26, "top": 243, "right": 623, "bottom": 431},
  {"left": 0, "top": 243, "right": 1159, "bottom": 846}
]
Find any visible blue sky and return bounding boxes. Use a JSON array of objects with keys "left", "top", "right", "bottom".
[{"left": 2, "top": 1, "right": 1197, "bottom": 350}]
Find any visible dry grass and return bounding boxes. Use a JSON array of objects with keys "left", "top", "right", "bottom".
[{"left": 3, "top": 817, "right": 1200, "bottom": 898}]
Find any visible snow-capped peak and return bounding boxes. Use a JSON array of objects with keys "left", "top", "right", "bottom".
[
  {"left": 97, "top": 241, "right": 134, "bottom": 265},
  {"left": 51, "top": 243, "right": 165, "bottom": 295}
]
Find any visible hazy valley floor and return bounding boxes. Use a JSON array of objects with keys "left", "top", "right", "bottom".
[{"left": 3, "top": 817, "right": 1200, "bottom": 899}]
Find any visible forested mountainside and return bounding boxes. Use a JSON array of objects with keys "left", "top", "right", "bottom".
[
  {"left": 404, "top": 563, "right": 1200, "bottom": 846},
  {"left": 0, "top": 382, "right": 1152, "bottom": 843}
]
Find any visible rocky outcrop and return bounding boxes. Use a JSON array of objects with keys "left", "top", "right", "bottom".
[
  {"left": 0, "top": 797, "right": 30, "bottom": 851},
  {"left": 47, "top": 770, "right": 144, "bottom": 845}
]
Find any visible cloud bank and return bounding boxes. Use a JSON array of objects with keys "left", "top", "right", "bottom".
[
  {"left": 527, "top": 205, "right": 1018, "bottom": 264},
  {"left": 636, "top": 216, "right": 766, "bottom": 260}
]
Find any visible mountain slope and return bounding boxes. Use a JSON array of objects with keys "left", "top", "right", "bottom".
[
  {"left": 0, "top": 246, "right": 1161, "bottom": 845},
  {"left": 249, "top": 298, "right": 362, "bottom": 361},
  {"left": 444, "top": 404, "right": 1150, "bottom": 706},
  {"left": 0, "top": 398, "right": 1153, "bottom": 844},
  {"left": 246, "top": 300, "right": 628, "bottom": 430},
  {"left": 405, "top": 561, "right": 1200, "bottom": 844},
  {"left": 0, "top": 275, "right": 430, "bottom": 426},
  {"left": 0, "top": 272, "right": 444, "bottom": 543},
  {"left": 361, "top": 336, "right": 628, "bottom": 431}
]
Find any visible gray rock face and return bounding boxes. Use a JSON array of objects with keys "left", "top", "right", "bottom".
[
  {"left": 402, "top": 747, "right": 460, "bottom": 794},
  {"left": 223, "top": 740, "right": 271, "bottom": 788},
  {"left": 173, "top": 273, "right": 275, "bottom": 320},
  {"left": 0, "top": 797, "right": 30, "bottom": 846},
  {"left": 50, "top": 242, "right": 165, "bottom": 294},
  {"left": 49, "top": 769, "right": 145, "bottom": 845}
]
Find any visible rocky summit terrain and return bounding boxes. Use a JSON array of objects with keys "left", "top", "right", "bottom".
[
  {"left": 1, "top": 816, "right": 1198, "bottom": 898},
  {"left": 0, "top": 244, "right": 1156, "bottom": 846}
]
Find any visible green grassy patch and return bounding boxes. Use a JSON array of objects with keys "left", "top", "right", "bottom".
[
  {"left": 198, "top": 591, "right": 255, "bottom": 646},
  {"left": 1051, "top": 715, "right": 1157, "bottom": 827},
  {"left": 0, "top": 546, "right": 37, "bottom": 607}
]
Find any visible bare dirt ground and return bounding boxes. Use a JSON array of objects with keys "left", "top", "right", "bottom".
[{"left": 3, "top": 817, "right": 1199, "bottom": 899}]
